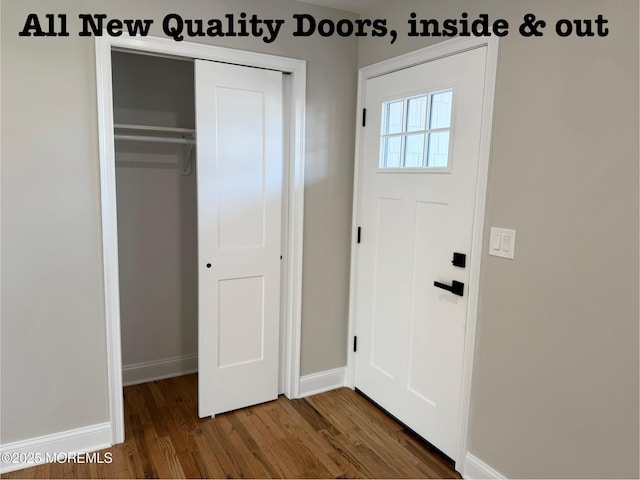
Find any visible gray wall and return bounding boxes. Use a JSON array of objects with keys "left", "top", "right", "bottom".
[
  {"left": 1, "top": 0, "right": 358, "bottom": 444},
  {"left": 113, "top": 52, "right": 198, "bottom": 373},
  {"left": 357, "top": 1, "right": 639, "bottom": 478}
]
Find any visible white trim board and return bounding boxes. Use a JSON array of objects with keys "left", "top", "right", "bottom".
[
  {"left": 96, "top": 34, "right": 307, "bottom": 445},
  {"left": 345, "top": 35, "right": 500, "bottom": 471},
  {"left": 463, "top": 453, "right": 506, "bottom": 479},
  {"left": 122, "top": 354, "right": 198, "bottom": 387},
  {"left": 298, "top": 367, "right": 347, "bottom": 398},
  {"left": 0, "top": 423, "right": 111, "bottom": 474}
]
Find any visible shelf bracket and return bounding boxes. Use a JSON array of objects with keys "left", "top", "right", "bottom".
[{"left": 181, "top": 143, "right": 194, "bottom": 176}]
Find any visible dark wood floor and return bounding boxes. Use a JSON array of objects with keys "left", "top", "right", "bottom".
[{"left": 3, "top": 374, "right": 461, "bottom": 479}]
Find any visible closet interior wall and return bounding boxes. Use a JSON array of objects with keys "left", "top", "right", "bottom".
[{"left": 112, "top": 51, "right": 198, "bottom": 385}]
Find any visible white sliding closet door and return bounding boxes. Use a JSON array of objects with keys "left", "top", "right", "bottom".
[{"left": 195, "top": 60, "right": 283, "bottom": 418}]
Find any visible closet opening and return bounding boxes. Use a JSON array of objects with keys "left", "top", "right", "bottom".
[
  {"left": 109, "top": 48, "right": 292, "bottom": 437},
  {"left": 112, "top": 51, "right": 199, "bottom": 389}
]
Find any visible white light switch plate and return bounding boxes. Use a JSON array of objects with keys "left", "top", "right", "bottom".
[{"left": 489, "top": 227, "right": 516, "bottom": 259}]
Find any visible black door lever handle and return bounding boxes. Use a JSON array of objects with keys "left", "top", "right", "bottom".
[{"left": 434, "top": 280, "right": 464, "bottom": 297}]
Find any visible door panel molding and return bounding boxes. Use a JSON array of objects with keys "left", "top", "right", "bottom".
[
  {"left": 95, "top": 34, "right": 306, "bottom": 445},
  {"left": 346, "top": 36, "right": 499, "bottom": 474}
]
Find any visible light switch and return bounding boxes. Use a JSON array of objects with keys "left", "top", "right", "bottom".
[
  {"left": 501, "top": 235, "right": 511, "bottom": 252},
  {"left": 491, "top": 233, "right": 502, "bottom": 251},
  {"left": 490, "top": 228, "right": 516, "bottom": 259}
]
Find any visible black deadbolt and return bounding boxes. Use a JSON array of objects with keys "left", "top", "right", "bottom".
[
  {"left": 206, "top": 263, "right": 212, "bottom": 268},
  {"left": 452, "top": 253, "right": 466, "bottom": 268}
]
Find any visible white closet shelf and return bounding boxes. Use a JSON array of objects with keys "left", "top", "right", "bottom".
[
  {"left": 114, "top": 123, "right": 196, "bottom": 145},
  {"left": 114, "top": 124, "right": 196, "bottom": 175}
]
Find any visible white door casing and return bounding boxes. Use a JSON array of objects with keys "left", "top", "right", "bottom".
[
  {"left": 349, "top": 37, "right": 498, "bottom": 467},
  {"left": 196, "top": 60, "right": 283, "bottom": 417}
]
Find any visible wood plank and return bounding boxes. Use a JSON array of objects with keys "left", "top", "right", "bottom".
[
  {"left": 1, "top": 375, "right": 460, "bottom": 479},
  {"left": 112, "top": 444, "right": 134, "bottom": 479},
  {"left": 207, "top": 414, "right": 271, "bottom": 478},
  {"left": 190, "top": 431, "right": 227, "bottom": 478},
  {"left": 148, "top": 380, "right": 205, "bottom": 478},
  {"left": 231, "top": 409, "right": 295, "bottom": 478},
  {"left": 277, "top": 399, "right": 362, "bottom": 478},
  {"left": 308, "top": 391, "right": 437, "bottom": 477}
]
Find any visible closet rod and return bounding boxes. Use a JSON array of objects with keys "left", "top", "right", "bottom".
[{"left": 114, "top": 134, "right": 195, "bottom": 145}]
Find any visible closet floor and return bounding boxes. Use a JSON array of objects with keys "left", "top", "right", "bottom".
[{"left": 3, "top": 374, "right": 460, "bottom": 479}]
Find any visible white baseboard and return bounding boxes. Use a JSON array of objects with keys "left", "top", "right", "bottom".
[
  {"left": 463, "top": 453, "right": 506, "bottom": 479},
  {"left": 0, "top": 423, "right": 112, "bottom": 474},
  {"left": 122, "top": 353, "right": 198, "bottom": 386},
  {"left": 298, "top": 367, "right": 346, "bottom": 398}
]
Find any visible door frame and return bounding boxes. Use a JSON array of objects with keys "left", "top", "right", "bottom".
[
  {"left": 95, "top": 34, "right": 307, "bottom": 445},
  {"left": 345, "top": 36, "right": 499, "bottom": 472}
]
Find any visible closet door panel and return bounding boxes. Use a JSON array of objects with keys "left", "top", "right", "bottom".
[
  {"left": 216, "top": 87, "right": 266, "bottom": 249},
  {"left": 196, "top": 60, "right": 283, "bottom": 418}
]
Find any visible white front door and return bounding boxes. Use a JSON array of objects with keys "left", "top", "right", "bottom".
[
  {"left": 353, "top": 47, "right": 487, "bottom": 458},
  {"left": 195, "top": 60, "right": 283, "bottom": 418}
]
